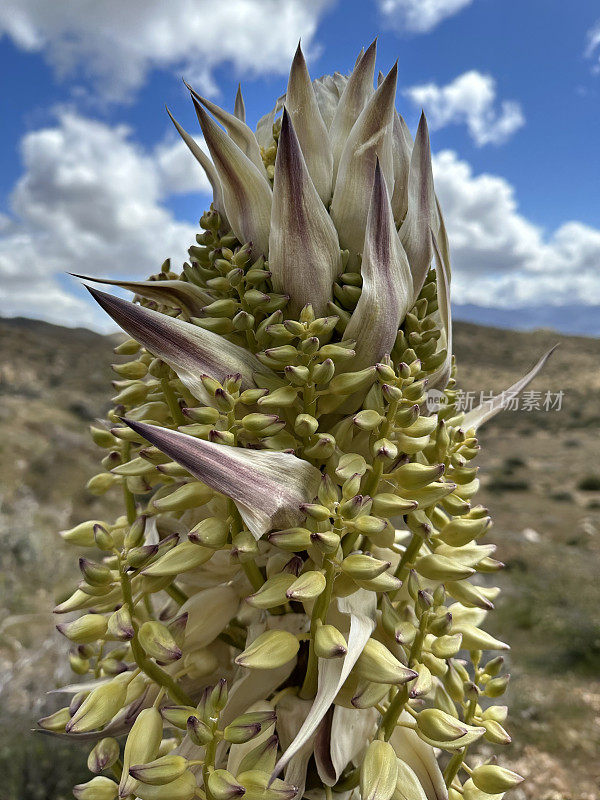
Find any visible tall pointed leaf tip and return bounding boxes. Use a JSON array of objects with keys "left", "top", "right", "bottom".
[
  {"left": 344, "top": 158, "right": 413, "bottom": 369},
  {"left": 461, "top": 345, "right": 559, "bottom": 431},
  {"left": 85, "top": 286, "right": 274, "bottom": 400},
  {"left": 191, "top": 94, "right": 272, "bottom": 257},
  {"left": 269, "top": 108, "right": 341, "bottom": 315},
  {"left": 330, "top": 61, "right": 398, "bottom": 256},
  {"left": 120, "top": 419, "right": 322, "bottom": 539},
  {"left": 285, "top": 41, "right": 333, "bottom": 203},
  {"left": 400, "top": 111, "right": 435, "bottom": 303},
  {"left": 165, "top": 105, "right": 229, "bottom": 228},
  {"left": 73, "top": 273, "right": 211, "bottom": 316}
]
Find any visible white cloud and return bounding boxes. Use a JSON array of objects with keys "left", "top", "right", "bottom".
[
  {"left": 585, "top": 20, "right": 600, "bottom": 73},
  {"left": 0, "top": 111, "right": 211, "bottom": 328},
  {"left": 379, "top": 0, "right": 475, "bottom": 33},
  {"left": 0, "top": 0, "right": 333, "bottom": 101},
  {"left": 405, "top": 71, "right": 525, "bottom": 145},
  {"left": 2, "top": 114, "right": 599, "bottom": 331},
  {"left": 433, "top": 150, "right": 600, "bottom": 307}
]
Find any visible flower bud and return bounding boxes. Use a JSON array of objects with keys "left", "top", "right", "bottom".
[
  {"left": 57, "top": 614, "right": 108, "bottom": 644},
  {"left": 360, "top": 740, "right": 398, "bottom": 800},
  {"left": 79, "top": 558, "right": 113, "bottom": 587},
  {"left": 66, "top": 672, "right": 130, "bottom": 733},
  {"left": 38, "top": 706, "right": 71, "bottom": 732},
  {"left": 314, "top": 623, "right": 347, "bottom": 659},
  {"left": 61, "top": 520, "right": 107, "bottom": 547},
  {"left": 186, "top": 714, "right": 213, "bottom": 745},
  {"left": 408, "top": 663, "right": 432, "bottom": 699},
  {"left": 134, "top": 771, "right": 198, "bottom": 800},
  {"left": 138, "top": 621, "right": 182, "bottom": 662},
  {"left": 130, "top": 755, "right": 189, "bottom": 786},
  {"left": 235, "top": 630, "right": 299, "bottom": 670},
  {"left": 415, "top": 708, "right": 468, "bottom": 742},
  {"left": 341, "top": 553, "right": 391, "bottom": 580},
  {"left": 153, "top": 482, "right": 213, "bottom": 512},
  {"left": 286, "top": 570, "right": 326, "bottom": 601},
  {"left": 415, "top": 554, "right": 474, "bottom": 582},
  {"left": 142, "top": 541, "right": 213, "bottom": 577},
  {"left": 430, "top": 634, "right": 463, "bottom": 659},
  {"left": 268, "top": 527, "right": 312, "bottom": 552},
  {"left": 483, "top": 674, "right": 510, "bottom": 698},
  {"left": 370, "top": 494, "right": 418, "bottom": 516},
  {"left": 88, "top": 737, "right": 120, "bottom": 773},
  {"left": 438, "top": 516, "right": 491, "bottom": 547},
  {"left": 73, "top": 777, "right": 118, "bottom": 800},
  {"left": 124, "top": 516, "right": 146, "bottom": 549},
  {"left": 120, "top": 706, "right": 164, "bottom": 797},
  {"left": 355, "top": 639, "right": 418, "bottom": 685},
  {"left": 471, "top": 765, "right": 524, "bottom": 793},
  {"left": 188, "top": 516, "right": 229, "bottom": 548},
  {"left": 329, "top": 367, "right": 377, "bottom": 395},
  {"left": 310, "top": 530, "right": 340, "bottom": 554},
  {"left": 247, "top": 574, "right": 295, "bottom": 610},
  {"left": 208, "top": 769, "right": 246, "bottom": 800},
  {"left": 224, "top": 710, "right": 276, "bottom": 743},
  {"left": 456, "top": 624, "right": 509, "bottom": 652},
  {"left": 482, "top": 718, "right": 511, "bottom": 744}
]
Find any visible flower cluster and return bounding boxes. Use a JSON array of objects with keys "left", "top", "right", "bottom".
[{"left": 40, "top": 41, "right": 553, "bottom": 800}]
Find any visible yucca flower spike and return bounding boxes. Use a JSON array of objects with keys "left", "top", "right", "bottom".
[{"left": 39, "top": 39, "right": 559, "bottom": 800}]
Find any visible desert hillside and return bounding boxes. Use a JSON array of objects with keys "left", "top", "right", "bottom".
[{"left": 0, "top": 315, "right": 598, "bottom": 799}]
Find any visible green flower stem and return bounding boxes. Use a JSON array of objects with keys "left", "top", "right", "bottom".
[
  {"left": 443, "top": 670, "right": 481, "bottom": 787},
  {"left": 393, "top": 533, "right": 423, "bottom": 588},
  {"left": 118, "top": 557, "right": 193, "bottom": 706},
  {"left": 161, "top": 377, "right": 186, "bottom": 425},
  {"left": 363, "top": 395, "right": 400, "bottom": 497},
  {"left": 227, "top": 499, "right": 264, "bottom": 591},
  {"left": 299, "top": 556, "right": 336, "bottom": 699},
  {"left": 165, "top": 583, "right": 189, "bottom": 605},
  {"left": 202, "top": 732, "right": 219, "bottom": 800},
  {"left": 121, "top": 442, "right": 137, "bottom": 525},
  {"left": 380, "top": 611, "right": 429, "bottom": 740}
]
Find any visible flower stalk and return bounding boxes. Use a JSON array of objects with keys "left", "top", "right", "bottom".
[{"left": 38, "top": 39, "right": 550, "bottom": 800}]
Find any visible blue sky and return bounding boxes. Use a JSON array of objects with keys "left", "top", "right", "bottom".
[{"left": 0, "top": 0, "right": 599, "bottom": 334}]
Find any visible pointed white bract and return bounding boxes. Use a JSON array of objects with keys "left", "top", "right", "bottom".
[
  {"left": 285, "top": 43, "right": 333, "bottom": 204},
  {"left": 86, "top": 288, "right": 273, "bottom": 400},
  {"left": 344, "top": 159, "right": 413, "bottom": 369},
  {"left": 122, "top": 420, "right": 322, "bottom": 539},
  {"left": 193, "top": 98, "right": 272, "bottom": 258},
  {"left": 329, "top": 40, "right": 377, "bottom": 182},
  {"left": 399, "top": 113, "right": 436, "bottom": 302},
  {"left": 391, "top": 111, "right": 413, "bottom": 223},
  {"left": 391, "top": 713, "right": 448, "bottom": 800},
  {"left": 234, "top": 84, "right": 246, "bottom": 122},
  {"left": 188, "top": 84, "right": 267, "bottom": 177},
  {"left": 166, "top": 107, "right": 229, "bottom": 227},
  {"left": 427, "top": 229, "right": 452, "bottom": 391},
  {"left": 330, "top": 63, "right": 398, "bottom": 255},
  {"left": 271, "top": 590, "right": 377, "bottom": 781},
  {"left": 461, "top": 346, "right": 558, "bottom": 430},
  {"left": 269, "top": 109, "right": 342, "bottom": 316},
  {"left": 76, "top": 274, "right": 212, "bottom": 317}
]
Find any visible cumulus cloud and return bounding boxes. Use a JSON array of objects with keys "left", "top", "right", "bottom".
[
  {"left": 2, "top": 113, "right": 599, "bottom": 332},
  {"left": 379, "top": 0, "right": 475, "bottom": 33},
  {"left": 0, "top": 111, "right": 210, "bottom": 328},
  {"left": 585, "top": 20, "right": 600, "bottom": 73},
  {"left": 0, "top": 0, "right": 333, "bottom": 100},
  {"left": 405, "top": 71, "right": 525, "bottom": 145},
  {"left": 433, "top": 150, "right": 600, "bottom": 307}
]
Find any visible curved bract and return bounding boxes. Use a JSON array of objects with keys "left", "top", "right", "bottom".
[{"left": 38, "top": 40, "right": 556, "bottom": 800}]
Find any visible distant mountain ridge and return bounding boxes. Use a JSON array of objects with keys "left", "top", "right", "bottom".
[{"left": 453, "top": 303, "right": 600, "bottom": 337}]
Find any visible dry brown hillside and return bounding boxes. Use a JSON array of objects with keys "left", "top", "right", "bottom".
[{"left": 0, "top": 316, "right": 598, "bottom": 799}]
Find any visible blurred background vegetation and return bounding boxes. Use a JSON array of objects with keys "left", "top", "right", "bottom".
[{"left": 0, "top": 316, "right": 598, "bottom": 799}]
